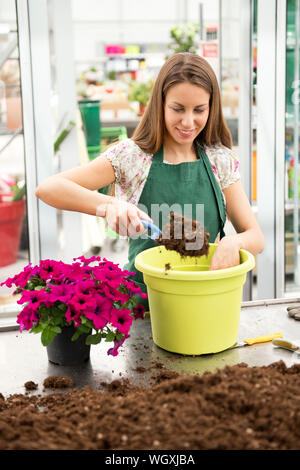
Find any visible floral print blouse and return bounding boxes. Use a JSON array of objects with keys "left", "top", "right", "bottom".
[{"left": 99, "top": 138, "right": 240, "bottom": 206}]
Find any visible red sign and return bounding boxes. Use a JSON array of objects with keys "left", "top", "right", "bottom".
[{"left": 202, "top": 43, "right": 218, "bottom": 58}]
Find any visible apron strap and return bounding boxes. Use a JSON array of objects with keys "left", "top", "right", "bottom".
[
  {"left": 197, "top": 145, "right": 226, "bottom": 239},
  {"left": 154, "top": 146, "right": 163, "bottom": 162},
  {"left": 152, "top": 144, "right": 226, "bottom": 239}
]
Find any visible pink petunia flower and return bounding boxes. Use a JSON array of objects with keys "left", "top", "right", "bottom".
[
  {"left": 38, "top": 259, "right": 64, "bottom": 282},
  {"left": 65, "top": 303, "right": 82, "bottom": 326},
  {"left": 123, "top": 279, "right": 148, "bottom": 299},
  {"left": 84, "top": 295, "right": 112, "bottom": 329},
  {"left": 47, "top": 284, "right": 73, "bottom": 304},
  {"left": 69, "top": 293, "right": 97, "bottom": 314},
  {"left": 107, "top": 333, "right": 130, "bottom": 356},
  {"left": 17, "top": 288, "right": 50, "bottom": 310},
  {"left": 133, "top": 303, "right": 146, "bottom": 319},
  {"left": 110, "top": 307, "right": 133, "bottom": 335},
  {"left": 73, "top": 255, "right": 101, "bottom": 265},
  {"left": 0, "top": 263, "right": 39, "bottom": 289},
  {"left": 17, "top": 304, "right": 39, "bottom": 332}
]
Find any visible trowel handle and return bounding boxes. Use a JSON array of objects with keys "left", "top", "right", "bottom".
[
  {"left": 244, "top": 332, "right": 283, "bottom": 345},
  {"left": 141, "top": 220, "right": 162, "bottom": 239}
]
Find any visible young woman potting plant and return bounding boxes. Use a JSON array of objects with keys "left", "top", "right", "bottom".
[
  {"left": 35, "top": 53, "right": 265, "bottom": 315},
  {"left": 1, "top": 255, "right": 146, "bottom": 365}
]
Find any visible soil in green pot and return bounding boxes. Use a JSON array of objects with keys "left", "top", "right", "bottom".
[{"left": 157, "top": 212, "right": 210, "bottom": 258}]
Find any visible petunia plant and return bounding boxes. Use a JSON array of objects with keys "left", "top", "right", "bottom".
[{"left": 0, "top": 256, "right": 146, "bottom": 356}]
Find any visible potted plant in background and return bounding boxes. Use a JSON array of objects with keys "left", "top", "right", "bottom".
[
  {"left": 167, "top": 22, "right": 200, "bottom": 56},
  {"left": 128, "top": 80, "right": 153, "bottom": 116},
  {"left": 1, "top": 255, "right": 146, "bottom": 365},
  {"left": 0, "top": 174, "right": 26, "bottom": 267}
]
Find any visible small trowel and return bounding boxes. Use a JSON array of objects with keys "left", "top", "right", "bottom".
[
  {"left": 141, "top": 220, "right": 162, "bottom": 240},
  {"left": 228, "top": 332, "right": 283, "bottom": 350}
]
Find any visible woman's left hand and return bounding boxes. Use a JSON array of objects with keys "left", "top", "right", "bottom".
[{"left": 209, "top": 235, "right": 241, "bottom": 270}]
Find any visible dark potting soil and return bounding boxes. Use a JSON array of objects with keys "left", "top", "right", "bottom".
[
  {"left": 1, "top": 360, "right": 300, "bottom": 450},
  {"left": 24, "top": 381, "right": 38, "bottom": 391},
  {"left": 164, "top": 262, "right": 171, "bottom": 271},
  {"left": 157, "top": 212, "right": 210, "bottom": 258},
  {"left": 43, "top": 376, "right": 74, "bottom": 389}
]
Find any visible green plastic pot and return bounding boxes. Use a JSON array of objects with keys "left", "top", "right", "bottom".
[
  {"left": 78, "top": 99, "right": 101, "bottom": 147},
  {"left": 135, "top": 244, "right": 255, "bottom": 355}
]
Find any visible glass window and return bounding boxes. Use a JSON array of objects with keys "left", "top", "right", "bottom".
[
  {"left": 285, "top": 0, "right": 300, "bottom": 295},
  {"left": 0, "top": 1, "right": 27, "bottom": 325}
]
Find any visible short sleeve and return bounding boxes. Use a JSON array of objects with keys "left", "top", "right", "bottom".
[
  {"left": 205, "top": 145, "right": 241, "bottom": 190},
  {"left": 98, "top": 138, "right": 153, "bottom": 204},
  {"left": 99, "top": 139, "right": 133, "bottom": 184}
]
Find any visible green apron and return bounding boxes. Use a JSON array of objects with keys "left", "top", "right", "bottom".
[{"left": 124, "top": 144, "right": 226, "bottom": 310}]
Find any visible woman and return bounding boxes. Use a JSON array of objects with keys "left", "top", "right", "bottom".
[{"left": 36, "top": 53, "right": 264, "bottom": 308}]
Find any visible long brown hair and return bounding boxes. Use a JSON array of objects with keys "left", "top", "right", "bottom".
[{"left": 132, "top": 53, "right": 232, "bottom": 154}]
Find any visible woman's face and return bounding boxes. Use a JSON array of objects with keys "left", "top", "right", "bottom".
[{"left": 164, "top": 82, "right": 210, "bottom": 146}]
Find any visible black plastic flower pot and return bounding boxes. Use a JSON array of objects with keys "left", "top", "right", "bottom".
[{"left": 46, "top": 326, "right": 91, "bottom": 366}]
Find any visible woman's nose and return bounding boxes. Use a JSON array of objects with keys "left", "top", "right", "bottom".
[{"left": 181, "top": 113, "right": 194, "bottom": 128}]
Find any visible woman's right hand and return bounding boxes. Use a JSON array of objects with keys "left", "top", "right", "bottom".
[{"left": 96, "top": 199, "right": 152, "bottom": 237}]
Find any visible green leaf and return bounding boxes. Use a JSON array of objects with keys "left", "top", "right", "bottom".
[
  {"left": 57, "top": 302, "right": 67, "bottom": 311},
  {"left": 80, "top": 317, "right": 94, "bottom": 329},
  {"left": 71, "top": 330, "right": 81, "bottom": 341},
  {"left": 78, "top": 324, "right": 92, "bottom": 334},
  {"left": 71, "top": 325, "right": 91, "bottom": 341},
  {"left": 105, "top": 330, "right": 115, "bottom": 342},
  {"left": 86, "top": 332, "right": 102, "bottom": 345},
  {"left": 41, "top": 327, "right": 56, "bottom": 347},
  {"left": 30, "top": 324, "right": 44, "bottom": 334},
  {"left": 38, "top": 305, "right": 48, "bottom": 315},
  {"left": 50, "top": 326, "right": 61, "bottom": 334},
  {"left": 12, "top": 182, "right": 26, "bottom": 202}
]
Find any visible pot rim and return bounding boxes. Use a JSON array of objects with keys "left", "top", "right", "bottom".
[{"left": 135, "top": 244, "right": 255, "bottom": 281}]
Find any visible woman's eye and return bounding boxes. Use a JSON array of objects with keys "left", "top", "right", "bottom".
[{"left": 172, "top": 108, "right": 205, "bottom": 113}]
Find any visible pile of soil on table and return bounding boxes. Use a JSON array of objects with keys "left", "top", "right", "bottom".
[
  {"left": 43, "top": 376, "right": 74, "bottom": 389},
  {"left": 0, "top": 360, "right": 300, "bottom": 450},
  {"left": 157, "top": 212, "right": 210, "bottom": 258}
]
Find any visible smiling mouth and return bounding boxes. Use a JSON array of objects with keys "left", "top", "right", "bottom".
[{"left": 176, "top": 128, "right": 195, "bottom": 136}]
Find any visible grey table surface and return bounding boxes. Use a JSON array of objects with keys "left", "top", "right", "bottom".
[{"left": 1, "top": 298, "right": 300, "bottom": 398}]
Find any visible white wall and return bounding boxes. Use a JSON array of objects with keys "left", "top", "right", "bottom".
[
  {"left": 71, "top": 0, "right": 220, "bottom": 61},
  {"left": 221, "top": 0, "right": 240, "bottom": 59},
  {"left": 0, "top": 0, "right": 16, "bottom": 23}
]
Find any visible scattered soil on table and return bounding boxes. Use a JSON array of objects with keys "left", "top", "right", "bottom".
[
  {"left": 134, "top": 366, "right": 147, "bottom": 373},
  {"left": 1, "top": 360, "right": 300, "bottom": 450},
  {"left": 24, "top": 381, "right": 38, "bottom": 391},
  {"left": 43, "top": 376, "right": 74, "bottom": 389},
  {"left": 157, "top": 212, "right": 210, "bottom": 257}
]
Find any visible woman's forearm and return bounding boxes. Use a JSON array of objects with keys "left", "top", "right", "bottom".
[
  {"left": 35, "top": 176, "right": 113, "bottom": 216},
  {"left": 224, "top": 229, "right": 265, "bottom": 256}
]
